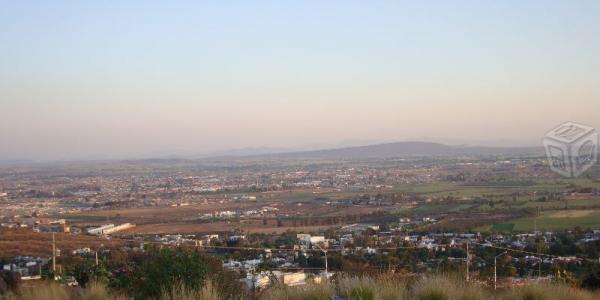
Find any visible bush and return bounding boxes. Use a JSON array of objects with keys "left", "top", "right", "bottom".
[
  {"left": 581, "top": 263, "right": 600, "bottom": 290},
  {"left": 0, "top": 271, "right": 21, "bottom": 294},
  {"left": 129, "top": 248, "right": 210, "bottom": 299}
]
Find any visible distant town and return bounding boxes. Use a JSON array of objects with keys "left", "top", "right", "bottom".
[{"left": 2, "top": 146, "right": 600, "bottom": 295}]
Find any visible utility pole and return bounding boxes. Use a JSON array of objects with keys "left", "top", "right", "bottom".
[
  {"left": 537, "top": 230, "right": 542, "bottom": 279},
  {"left": 52, "top": 232, "right": 56, "bottom": 274},
  {"left": 315, "top": 243, "right": 328, "bottom": 279},
  {"left": 538, "top": 256, "right": 542, "bottom": 279},
  {"left": 494, "top": 255, "right": 497, "bottom": 290},
  {"left": 534, "top": 205, "right": 539, "bottom": 234},
  {"left": 324, "top": 250, "right": 328, "bottom": 279},
  {"left": 494, "top": 251, "right": 507, "bottom": 290},
  {"left": 466, "top": 241, "right": 469, "bottom": 282},
  {"left": 95, "top": 244, "right": 104, "bottom": 266}
]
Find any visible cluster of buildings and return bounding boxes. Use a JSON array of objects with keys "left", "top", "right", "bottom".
[
  {"left": 33, "top": 219, "right": 69, "bottom": 233},
  {"left": 199, "top": 206, "right": 279, "bottom": 219},
  {"left": 2, "top": 256, "right": 47, "bottom": 280},
  {"left": 243, "top": 270, "right": 310, "bottom": 290},
  {"left": 0, "top": 156, "right": 504, "bottom": 217}
]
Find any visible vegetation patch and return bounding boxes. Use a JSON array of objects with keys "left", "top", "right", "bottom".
[{"left": 492, "top": 223, "right": 515, "bottom": 232}]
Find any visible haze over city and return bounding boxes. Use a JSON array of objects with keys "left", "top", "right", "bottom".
[{"left": 1, "top": 1, "right": 599, "bottom": 161}]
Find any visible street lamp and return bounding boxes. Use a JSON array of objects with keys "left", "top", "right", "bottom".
[
  {"left": 314, "top": 243, "right": 328, "bottom": 279},
  {"left": 494, "top": 251, "right": 508, "bottom": 290}
]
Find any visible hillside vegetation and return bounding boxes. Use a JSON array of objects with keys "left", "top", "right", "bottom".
[{"left": 2, "top": 274, "right": 600, "bottom": 300}]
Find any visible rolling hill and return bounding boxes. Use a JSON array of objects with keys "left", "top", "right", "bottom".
[{"left": 204, "top": 141, "right": 543, "bottom": 161}]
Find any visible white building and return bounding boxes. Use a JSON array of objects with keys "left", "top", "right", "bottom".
[
  {"left": 87, "top": 224, "right": 115, "bottom": 235},
  {"left": 87, "top": 223, "right": 135, "bottom": 235}
]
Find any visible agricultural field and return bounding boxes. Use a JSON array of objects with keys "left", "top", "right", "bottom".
[
  {"left": 481, "top": 209, "right": 600, "bottom": 232},
  {"left": 0, "top": 228, "right": 123, "bottom": 258},
  {"left": 124, "top": 222, "right": 338, "bottom": 235}
]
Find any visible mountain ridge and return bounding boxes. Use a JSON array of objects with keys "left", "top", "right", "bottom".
[{"left": 203, "top": 141, "right": 543, "bottom": 161}]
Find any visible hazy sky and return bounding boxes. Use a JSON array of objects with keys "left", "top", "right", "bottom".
[{"left": 1, "top": 1, "right": 599, "bottom": 160}]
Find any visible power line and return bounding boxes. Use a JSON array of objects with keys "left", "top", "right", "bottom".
[
  {"left": 112, "top": 237, "right": 429, "bottom": 251},
  {"left": 109, "top": 236, "right": 596, "bottom": 263},
  {"left": 471, "top": 241, "right": 595, "bottom": 263}
]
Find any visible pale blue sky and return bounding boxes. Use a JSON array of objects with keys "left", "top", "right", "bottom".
[{"left": 1, "top": 1, "right": 599, "bottom": 160}]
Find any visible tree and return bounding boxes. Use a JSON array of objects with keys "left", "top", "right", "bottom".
[
  {"left": 71, "top": 259, "right": 93, "bottom": 287},
  {"left": 582, "top": 263, "right": 600, "bottom": 290},
  {"left": 129, "top": 248, "right": 209, "bottom": 299},
  {"left": 69, "top": 258, "right": 110, "bottom": 288},
  {"left": 0, "top": 271, "right": 20, "bottom": 294}
]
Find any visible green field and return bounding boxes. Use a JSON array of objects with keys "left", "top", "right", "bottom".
[
  {"left": 516, "top": 198, "right": 600, "bottom": 209},
  {"left": 482, "top": 209, "right": 600, "bottom": 232},
  {"left": 491, "top": 223, "right": 515, "bottom": 232},
  {"left": 50, "top": 214, "right": 109, "bottom": 222},
  {"left": 398, "top": 180, "right": 576, "bottom": 199},
  {"left": 265, "top": 178, "right": 600, "bottom": 205}
]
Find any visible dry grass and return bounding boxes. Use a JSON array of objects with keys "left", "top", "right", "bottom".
[
  {"left": 376, "top": 276, "right": 409, "bottom": 300},
  {"left": 16, "top": 282, "right": 71, "bottom": 300},
  {"left": 4, "top": 274, "right": 600, "bottom": 300},
  {"left": 338, "top": 276, "right": 377, "bottom": 300},
  {"left": 410, "top": 274, "right": 487, "bottom": 300},
  {"left": 258, "top": 275, "right": 600, "bottom": 300},
  {"left": 262, "top": 281, "right": 334, "bottom": 300},
  {"left": 548, "top": 210, "right": 595, "bottom": 218},
  {"left": 81, "top": 282, "right": 110, "bottom": 300},
  {"left": 263, "top": 274, "right": 483, "bottom": 300},
  {"left": 498, "top": 282, "right": 600, "bottom": 300},
  {"left": 337, "top": 275, "right": 407, "bottom": 300},
  {"left": 160, "top": 280, "right": 220, "bottom": 300},
  {"left": 2, "top": 281, "right": 123, "bottom": 300}
]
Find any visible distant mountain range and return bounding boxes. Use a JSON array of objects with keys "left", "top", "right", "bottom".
[
  {"left": 0, "top": 142, "right": 545, "bottom": 165},
  {"left": 204, "top": 141, "right": 544, "bottom": 161},
  {"left": 198, "top": 147, "right": 296, "bottom": 158}
]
